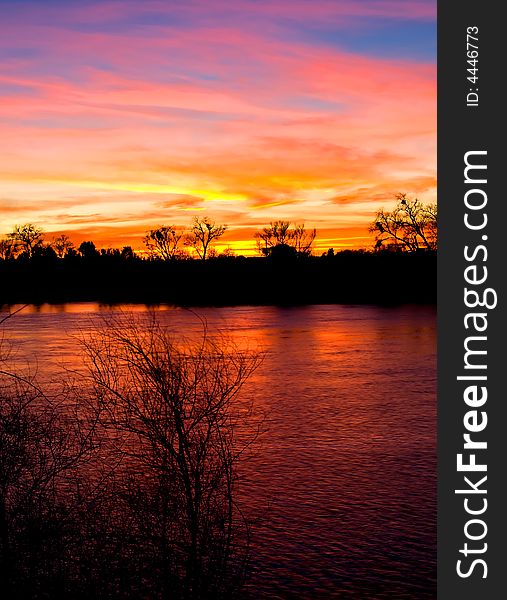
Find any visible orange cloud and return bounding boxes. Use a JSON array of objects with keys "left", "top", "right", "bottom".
[{"left": 0, "top": 2, "right": 435, "bottom": 254}]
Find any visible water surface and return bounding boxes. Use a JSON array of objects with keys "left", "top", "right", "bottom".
[{"left": 1, "top": 303, "right": 436, "bottom": 599}]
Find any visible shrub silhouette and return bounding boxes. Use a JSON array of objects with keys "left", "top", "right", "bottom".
[
  {"left": 0, "top": 356, "right": 97, "bottom": 597},
  {"left": 81, "top": 313, "right": 262, "bottom": 599},
  {"left": 0, "top": 312, "right": 262, "bottom": 599}
]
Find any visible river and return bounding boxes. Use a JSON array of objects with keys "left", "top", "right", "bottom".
[{"left": 1, "top": 303, "right": 436, "bottom": 599}]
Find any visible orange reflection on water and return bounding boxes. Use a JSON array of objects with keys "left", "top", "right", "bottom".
[{"left": 1, "top": 304, "right": 436, "bottom": 597}]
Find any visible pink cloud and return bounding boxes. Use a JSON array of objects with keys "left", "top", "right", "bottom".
[{"left": 0, "top": 1, "right": 435, "bottom": 250}]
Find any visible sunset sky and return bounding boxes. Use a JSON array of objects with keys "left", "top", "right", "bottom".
[{"left": 0, "top": 0, "right": 436, "bottom": 254}]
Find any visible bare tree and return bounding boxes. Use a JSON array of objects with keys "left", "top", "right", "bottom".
[
  {"left": 291, "top": 224, "right": 317, "bottom": 256},
  {"left": 81, "top": 313, "right": 261, "bottom": 599},
  {"left": 254, "top": 221, "right": 291, "bottom": 254},
  {"left": 185, "top": 217, "right": 227, "bottom": 260},
  {"left": 7, "top": 224, "right": 44, "bottom": 258},
  {"left": 52, "top": 234, "right": 75, "bottom": 258},
  {"left": 254, "top": 221, "right": 316, "bottom": 256},
  {"left": 369, "top": 194, "right": 437, "bottom": 252},
  {"left": 144, "top": 226, "right": 183, "bottom": 260}
]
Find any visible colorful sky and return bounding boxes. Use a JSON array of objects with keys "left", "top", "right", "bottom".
[{"left": 0, "top": 0, "right": 436, "bottom": 254}]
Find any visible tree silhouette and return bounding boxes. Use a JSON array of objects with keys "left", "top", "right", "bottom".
[
  {"left": 0, "top": 308, "right": 267, "bottom": 598},
  {"left": 52, "top": 234, "right": 75, "bottom": 258},
  {"left": 121, "top": 246, "right": 136, "bottom": 260},
  {"left": 78, "top": 241, "right": 98, "bottom": 258},
  {"left": 290, "top": 224, "right": 317, "bottom": 256},
  {"left": 7, "top": 224, "right": 44, "bottom": 258},
  {"left": 255, "top": 221, "right": 291, "bottom": 251},
  {"left": 81, "top": 313, "right": 261, "bottom": 598},
  {"left": 185, "top": 217, "right": 227, "bottom": 260},
  {"left": 143, "top": 226, "right": 183, "bottom": 260},
  {"left": 369, "top": 194, "right": 437, "bottom": 252},
  {"left": 254, "top": 221, "right": 316, "bottom": 257}
]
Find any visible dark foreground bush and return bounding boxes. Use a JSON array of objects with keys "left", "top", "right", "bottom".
[{"left": 0, "top": 314, "right": 261, "bottom": 599}]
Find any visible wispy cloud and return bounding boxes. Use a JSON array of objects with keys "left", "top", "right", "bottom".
[{"left": 0, "top": 0, "right": 435, "bottom": 252}]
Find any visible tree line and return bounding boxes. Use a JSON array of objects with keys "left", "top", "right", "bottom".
[
  {"left": 0, "top": 196, "right": 437, "bottom": 263},
  {"left": 0, "top": 217, "right": 318, "bottom": 262}
]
